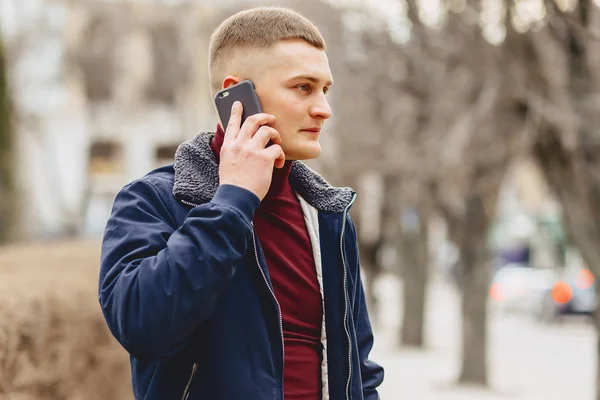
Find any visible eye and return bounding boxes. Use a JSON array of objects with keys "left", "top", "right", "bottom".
[
  {"left": 323, "top": 86, "right": 331, "bottom": 95},
  {"left": 297, "top": 84, "right": 311, "bottom": 93}
]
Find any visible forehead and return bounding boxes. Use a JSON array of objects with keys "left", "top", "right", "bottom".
[{"left": 261, "top": 40, "right": 333, "bottom": 83}]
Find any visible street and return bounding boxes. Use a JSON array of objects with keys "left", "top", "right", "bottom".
[{"left": 369, "top": 274, "right": 595, "bottom": 400}]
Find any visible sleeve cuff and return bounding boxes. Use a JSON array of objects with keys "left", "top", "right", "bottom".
[{"left": 209, "top": 184, "right": 261, "bottom": 223}]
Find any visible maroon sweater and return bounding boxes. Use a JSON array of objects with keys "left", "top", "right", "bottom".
[{"left": 211, "top": 126, "right": 322, "bottom": 399}]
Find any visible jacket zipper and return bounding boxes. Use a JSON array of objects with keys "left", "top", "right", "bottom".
[
  {"left": 181, "top": 362, "right": 198, "bottom": 400},
  {"left": 179, "top": 199, "right": 284, "bottom": 390},
  {"left": 251, "top": 225, "right": 286, "bottom": 396},
  {"left": 180, "top": 199, "right": 198, "bottom": 208},
  {"left": 340, "top": 194, "right": 357, "bottom": 400},
  {"left": 178, "top": 197, "right": 200, "bottom": 400},
  {"left": 178, "top": 197, "right": 354, "bottom": 398}
]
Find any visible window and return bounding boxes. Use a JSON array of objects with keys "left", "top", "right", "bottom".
[
  {"left": 89, "top": 140, "right": 123, "bottom": 175},
  {"left": 155, "top": 143, "right": 179, "bottom": 168}
]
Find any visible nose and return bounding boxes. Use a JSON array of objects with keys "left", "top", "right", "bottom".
[{"left": 309, "top": 92, "right": 332, "bottom": 120}]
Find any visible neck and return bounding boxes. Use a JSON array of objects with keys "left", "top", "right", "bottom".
[{"left": 211, "top": 124, "right": 292, "bottom": 199}]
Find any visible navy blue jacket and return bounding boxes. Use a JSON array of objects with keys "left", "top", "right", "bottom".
[{"left": 99, "top": 133, "right": 384, "bottom": 399}]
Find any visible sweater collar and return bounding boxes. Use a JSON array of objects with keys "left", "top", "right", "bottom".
[{"left": 173, "top": 131, "right": 355, "bottom": 212}]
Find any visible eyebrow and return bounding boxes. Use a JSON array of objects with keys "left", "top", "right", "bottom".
[{"left": 289, "top": 75, "right": 334, "bottom": 86}]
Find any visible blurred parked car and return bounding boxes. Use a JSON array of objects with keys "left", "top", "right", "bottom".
[
  {"left": 535, "top": 264, "right": 595, "bottom": 322},
  {"left": 489, "top": 261, "right": 595, "bottom": 321},
  {"left": 489, "top": 263, "right": 556, "bottom": 315}
]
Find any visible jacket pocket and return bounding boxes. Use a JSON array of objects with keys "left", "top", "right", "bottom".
[{"left": 180, "top": 362, "right": 198, "bottom": 400}]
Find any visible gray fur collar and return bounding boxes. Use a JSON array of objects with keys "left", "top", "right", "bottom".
[{"left": 173, "top": 132, "right": 355, "bottom": 213}]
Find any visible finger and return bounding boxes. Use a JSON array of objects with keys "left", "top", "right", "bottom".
[
  {"left": 224, "top": 101, "right": 243, "bottom": 142},
  {"left": 264, "top": 144, "right": 286, "bottom": 169},
  {"left": 237, "top": 113, "right": 276, "bottom": 140},
  {"left": 251, "top": 126, "right": 281, "bottom": 148}
]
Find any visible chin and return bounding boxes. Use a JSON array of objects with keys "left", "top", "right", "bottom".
[{"left": 286, "top": 144, "right": 321, "bottom": 161}]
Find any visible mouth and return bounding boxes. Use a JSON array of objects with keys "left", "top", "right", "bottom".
[{"left": 300, "top": 128, "right": 321, "bottom": 134}]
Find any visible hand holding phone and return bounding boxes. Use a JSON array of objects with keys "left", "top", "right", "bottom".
[{"left": 215, "top": 82, "right": 285, "bottom": 201}]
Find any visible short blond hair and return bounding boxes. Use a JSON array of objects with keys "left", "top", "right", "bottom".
[{"left": 208, "top": 7, "right": 326, "bottom": 94}]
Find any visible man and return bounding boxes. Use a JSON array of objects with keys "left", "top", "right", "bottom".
[{"left": 99, "top": 7, "right": 384, "bottom": 400}]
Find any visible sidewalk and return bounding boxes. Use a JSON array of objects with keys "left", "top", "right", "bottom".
[{"left": 368, "top": 275, "right": 594, "bottom": 400}]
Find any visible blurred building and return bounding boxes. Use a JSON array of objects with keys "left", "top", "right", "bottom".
[
  {"left": 3, "top": 0, "right": 347, "bottom": 239},
  {"left": 2, "top": 0, "right": 244, "bottom": 237}
]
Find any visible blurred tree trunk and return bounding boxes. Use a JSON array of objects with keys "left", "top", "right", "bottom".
[
  {"left": 457, "top": 193, "right": 491, "bottom": 386},
  {"left": 0, "top": 35, "right": 15, "bottom": 244},
  {"left": 379, "top": 175, "right": 430, "bottom": 348},
  {"left": 534, "top": 127, "right": 600, "bottom": 398},
  {"left": 358, "top": 238, "right": 383, "bottom": 323},
  {"left": 347, "top": 171, "right": 384, "bottom": 324},
  {"left": 398, "top": 204, "right": 429, "bottom": 348},
  {"left": 525, "top": 1, "right": 600, "bottom": 397}
]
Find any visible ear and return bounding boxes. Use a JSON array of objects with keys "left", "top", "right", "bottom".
[{"left": 222, "top": 76, "right": 241, "bottom": 90}]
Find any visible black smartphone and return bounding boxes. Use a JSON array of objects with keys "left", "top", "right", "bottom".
[{"left": 214, "top": 80, "right": 263, "bottom": 128}]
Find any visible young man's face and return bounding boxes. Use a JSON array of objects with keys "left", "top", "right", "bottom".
[{"left": 250, "top": 40, "right": 334, "bottom": 161}]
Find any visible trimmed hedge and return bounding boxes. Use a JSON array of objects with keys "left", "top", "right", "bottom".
[{"left": 0, "top": 240, "right": 132, "bottom": 399}]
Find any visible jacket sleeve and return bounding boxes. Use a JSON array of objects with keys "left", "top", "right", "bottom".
[
  {"left": 347, "top": 215, "right": 385, "bottom": 399},
  {"left": 99, "top": 180, "right": 260, "bottom": 360}
]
